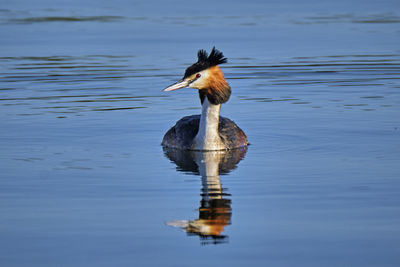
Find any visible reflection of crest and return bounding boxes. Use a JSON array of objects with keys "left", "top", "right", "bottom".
[{"left": 163, "top": 147, "right": 247, "bottom": 245}]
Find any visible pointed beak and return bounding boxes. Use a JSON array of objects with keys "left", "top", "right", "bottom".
[{"left": 163, "top": 79, "right": 190, "bottom": 92}]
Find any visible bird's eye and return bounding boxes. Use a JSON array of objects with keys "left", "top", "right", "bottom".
[{"left": 196, "top": 73, "right": 201, "bottom": 78}]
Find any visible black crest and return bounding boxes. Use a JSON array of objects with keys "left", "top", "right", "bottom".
[{"left": 184, "top": 47, "right": 227, "bottom": 78}]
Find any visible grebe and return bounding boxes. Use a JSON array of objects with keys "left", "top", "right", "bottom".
[{"left": 162, "top": 47, "right": 248, "bottom": 151}]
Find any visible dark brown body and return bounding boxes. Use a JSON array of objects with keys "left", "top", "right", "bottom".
[{"left": 162, "top": 115, "right": 248, "bottom": 150}]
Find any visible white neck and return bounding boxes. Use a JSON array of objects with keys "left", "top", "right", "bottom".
[{"left": 192, "top": 99, "right": 224, "bottom": 151}]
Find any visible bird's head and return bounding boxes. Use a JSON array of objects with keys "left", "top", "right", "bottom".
[{"left": 164, "top": 47, "right": 231, "bottom": 105}]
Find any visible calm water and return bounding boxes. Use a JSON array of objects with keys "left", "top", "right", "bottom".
[{"left": 1, "top": 0, "right": 400, "bottom": 266}]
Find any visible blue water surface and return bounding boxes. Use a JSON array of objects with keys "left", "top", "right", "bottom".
[{"left": 1, "top": 0, "right": 400, "bottom": 266}]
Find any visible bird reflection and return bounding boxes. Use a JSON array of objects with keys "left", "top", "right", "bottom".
[{"left": 163, "top": 147, "right": 247, "bottom": 245}]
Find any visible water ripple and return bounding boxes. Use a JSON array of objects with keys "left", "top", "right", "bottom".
[
  {"left": 1, "top": 54, "right": 399, "bottom": 117},
  {"left": 297, "top": 13, "right": 400, "bottom": 24},
  {"left": 229, "top": 54, "right": 400, "bottom": 111},
  {"left": 10, "top": 16, "right": 125, "bottom": 23},
  {"left": 0, "top": 55, "right": 166, "bottom": 117},
  {"left": 3, "top": 9, "right": 399, "bottom": 26}
]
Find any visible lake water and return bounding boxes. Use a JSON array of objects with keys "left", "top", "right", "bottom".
[{"left": 1, "top": 0, "right": 400, "bottom": 266}]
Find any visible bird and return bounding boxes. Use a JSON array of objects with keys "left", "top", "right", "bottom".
[{"left": 162, "top": 47, "right": 248, "bottom": 151}]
